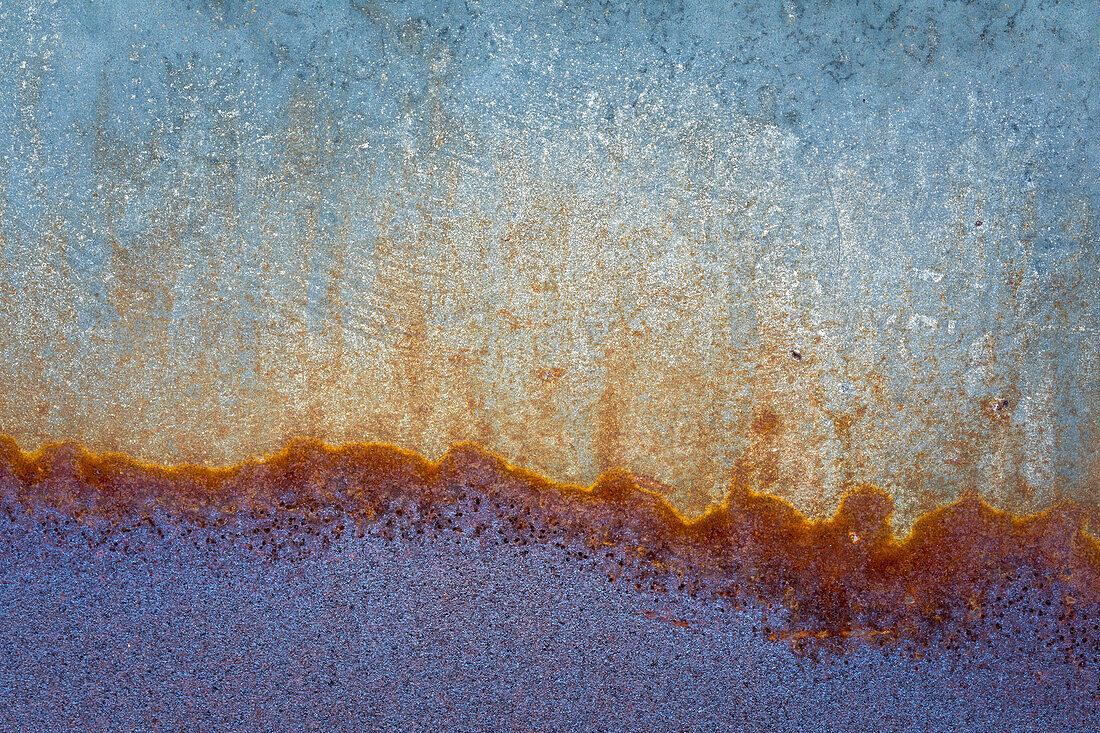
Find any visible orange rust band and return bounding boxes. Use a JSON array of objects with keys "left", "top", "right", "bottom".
[{"left": 2, "top": 433, "right": 1097, "bottom": 648}]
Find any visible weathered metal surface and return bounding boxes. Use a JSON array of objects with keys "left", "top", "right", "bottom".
[
  {"left": 0, "top": 1, "right": 1096, "bottom": 540},
  {"left": 4, "top": 4, "right": 1100, "bottom": 729}
]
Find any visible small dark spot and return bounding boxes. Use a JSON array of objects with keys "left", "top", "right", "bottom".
[
  {"left": 790, "top": 350, "right": 802, "bottom": 361},
  {"left": 975, "top": 220, "right": 983, "bottom": 227}
]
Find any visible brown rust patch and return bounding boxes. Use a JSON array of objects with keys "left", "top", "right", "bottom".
[{"left": 752, "top": 408, "right": 782, "bottom": 438}]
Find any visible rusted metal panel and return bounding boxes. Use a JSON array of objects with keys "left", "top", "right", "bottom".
[{"left": 1, "top": 3, "right": 1100, "bottom": 727}]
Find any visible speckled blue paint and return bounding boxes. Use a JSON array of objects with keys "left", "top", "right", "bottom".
[{"left": 1, "top": 500, "right": 1096, "bottom": 731}]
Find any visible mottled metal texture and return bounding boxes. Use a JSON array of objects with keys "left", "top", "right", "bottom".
[{"left": 0, "top": 0, "right": 1097, "bottom": 531}]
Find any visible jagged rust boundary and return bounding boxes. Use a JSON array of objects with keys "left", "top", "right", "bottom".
[{"left": 2, "top": 434, "right": 1098, "bottom": 650}]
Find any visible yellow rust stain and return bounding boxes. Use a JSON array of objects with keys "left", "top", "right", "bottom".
[{"left": 0, "top": 130, "right": 1096, "bottom": 538}]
